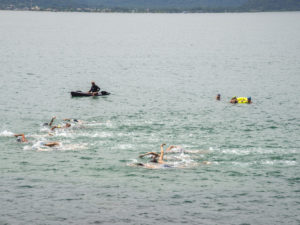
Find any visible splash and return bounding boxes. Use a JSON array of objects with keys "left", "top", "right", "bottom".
[
  {"left": 60, "top": 143, "right": 88, "bottom": 151},
  {"left": 0, "top": 130, "right": 14, "bottom": 137}
]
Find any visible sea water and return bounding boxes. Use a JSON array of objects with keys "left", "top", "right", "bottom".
[{"left": 0, "top": 11, "right": 299, "bottom": 224}]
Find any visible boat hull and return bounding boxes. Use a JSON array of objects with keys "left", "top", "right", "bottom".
[{"left": 71, "top": 91, "right": 110, "bottom": 97}]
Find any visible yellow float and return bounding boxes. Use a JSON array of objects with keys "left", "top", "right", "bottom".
[{"left": 237, "top": 97, "right": 250, "bottom": 104}]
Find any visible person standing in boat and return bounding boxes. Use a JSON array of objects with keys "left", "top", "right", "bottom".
[{"left": 88, "top": 81, "right": 100, "bottom": 96}]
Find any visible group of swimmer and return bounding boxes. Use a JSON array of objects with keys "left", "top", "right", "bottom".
[
  {"left": 12, "top": 81, "right": 252, "bottom": 168},
  {"left": 13, "top": 81, "right": 99, "bottom": 146},
  {"left": 14, "top": 116, "right": 81, "bottom": 149},
  {"left": 14, "top": 117, "right": 209, "bottom": 168},
  {"left": 216, "top": 94, "right": 252, "bottom": 104},
  {"left": 133, "top": 144, "right": 211, "bottom": 169}
]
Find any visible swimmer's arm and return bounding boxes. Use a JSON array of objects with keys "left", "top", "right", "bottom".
[
  {"left": 51, "top": 126, "right": 58, "bottom": 131},
  {"left": 159, "top": 145, "right": 165, "bottom": 163},
  {"left": 44, "top": 142, "right": 59, "bottom": 147},
  {"left": 63, "top": 118, "right": 71, "bottom": 121},
  {"left": 49, "top": 116, "right": 56, "bottom": 126},
  {"left": 139, "top": 152, "right": 159, "bottom": 158},
  {"left": 166, "top": 145, "right": 180, "bottom": 151}
]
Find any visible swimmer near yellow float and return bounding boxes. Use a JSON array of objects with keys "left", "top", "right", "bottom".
[
  {"left": 237, "top": 97, "right": 252, "bottom": 104},
  {"left": 230, "top": 96, "right": 252, "bottom": 104}
]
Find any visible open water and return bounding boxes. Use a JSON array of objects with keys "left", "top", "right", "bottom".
[{"left": 0, "top": 11, "right": 300, "bottom": 224}]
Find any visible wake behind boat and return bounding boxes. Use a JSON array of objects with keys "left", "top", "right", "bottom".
[{"left": 71, "top": 91, "right": 110, "bottom": 97}]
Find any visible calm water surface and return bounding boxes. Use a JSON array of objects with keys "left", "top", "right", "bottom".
[{"left": 0, "top": 11, "right": 300, "bottom": 224}]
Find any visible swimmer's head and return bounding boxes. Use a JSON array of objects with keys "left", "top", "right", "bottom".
[
  {"left": 150, "top": 156, "right": 158, "bottom": 163},
  {"left": 66, "top": 123, "right": 71, "bottom": 127},
  {"left": 150, "top": 158, "right": 158, "bottom": 163},
  {"left": 232, "top": 96, "right": 237, "bottom": 99},
  {"left": 217, "top": 94, "right": 220, "bottom": 97},
  {"left": 91, "top": 81, "right": 95, "bottom": 85},
  {"left": 247, "top": 96, "right": 252, "bottom": 103},
  {"left": 73, "top": 119, "right": 78, "bottom": 123},
  {"left": 43, "top": 123, "right": 49, "bottom": 126},
  {"left": 16, "top": 137, "right": 22, "bottom": 142}
]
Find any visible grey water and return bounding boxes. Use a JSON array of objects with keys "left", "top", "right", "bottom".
[{"left": 0, "top": 11, "right": 300, "bottom": 224}]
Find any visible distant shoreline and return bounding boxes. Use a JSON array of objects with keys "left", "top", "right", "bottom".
[{"left": 1, "top": 8, "right": 300, "bottom": 14}]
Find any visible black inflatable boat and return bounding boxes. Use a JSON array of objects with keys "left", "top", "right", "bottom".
[{"left": 71, "top": 91, "right": 110, "bottom": 97}]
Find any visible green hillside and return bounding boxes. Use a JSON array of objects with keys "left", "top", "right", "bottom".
[{"left": 241, "top": 0, "right": 300, "bottom": 11}]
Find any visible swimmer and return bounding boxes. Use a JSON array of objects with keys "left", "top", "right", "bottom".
[
  {"left": 14, "top": 134, "right": 28, "bottom": 142},
  {"left": 43, "top": 116, "right": 56, "bottom": 126},
  {"left": 139, "top": 143, "right": 166, "bottom": 164},
  {"left": 166, "top": 145, "right": 184, "bottom": 152},
  {"left": 165, "top": 145, "right": 210, "bottom": 154},
  {"left": 51, "top": 123, "right": 71, "bottom": 131},
  {"left": 134, "top": 144, "right": 211, "bottom": 169},
  {"left": 63, "top": 118, "right": 81, "bottom": 123},
  {"left": 230, "top": 96, "right": 238, "bottom": 104},
  {"left": 216, "top": 94, "right": 221, "bottom": 100},
  {"left": 14, "top": 134, "right": 59, "bottom": 147},
  {"left": 135, "top": 144, "right": 176, "bottom": 169},
  {"left": 247, "top": 97, "right": 252, "bottom": 104},
  {"left": 43, "top": 142, "right": 60, "bottom": 147}
]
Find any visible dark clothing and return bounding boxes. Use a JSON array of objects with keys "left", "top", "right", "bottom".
[{"left": 89, "top": 84, "right": 100, "bottom": 92}]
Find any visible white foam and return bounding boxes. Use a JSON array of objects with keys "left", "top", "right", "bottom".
[
  {"left": 232, "top": 162, "right": 251, "bottom": 167},
  {"left": 30, "top": 134, "right": 50, "bottom": 139},
  {"left": 91, "top": 132, "right": 113, "bottom": 138},
  {"left": 184, "top": 149, "right": 210, "bottom": 154},
  {"left": 23, "top": 141, "right": 47, "bottom": 151},
  {"left": 220, "top": 149, "right": 252, "bottom": 155},
  {"left": 40, "top": 127, "right": 50, "bottom": 132},
  {"left": 118, "top": 144, "right": 133, "bottom": 150},
  {"left": 23, "top": 145, "right": 32, "bottom": 151},
  {"left": 167, "top": 146, "right": 184, "bottom": 153},
  {"left": 37, "top": 148, "right": 53, "bottom": 152},
  {"left": 85, "top": 120, "right": 114, "bottom": 127},
  {"left": 214, "top": 147, "right": 295, "bottom": 155},
  {"left": 0, "top": 130, "right": 14, "bottom": 137},
  {"left": 53, "top": 131, "right": 74, "bottom": 137},
  {"left": 260, "top": 160, "right": 297, "bottom": 166},
  {"left": 32, "top": 141, "right": 46, "bottom": 150},
  {"left": 60, "top": 143, "right": 88, "bottom": 151},
  {"left": 282, "top": 160, "right": 297, "bottom": 166}
]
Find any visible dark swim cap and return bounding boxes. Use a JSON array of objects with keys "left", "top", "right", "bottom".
[
  {"left": 217, "top": 94, "right": 220, "bottom": 97},
  {"left": 43, "top": 123, "right": 49, "bottom": 126},
  {"left": 16, "top": 137, "right": 22, "bottom": 142},
  {"left": 247, "top": 97, "right": 251, "bottom": 100}
]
